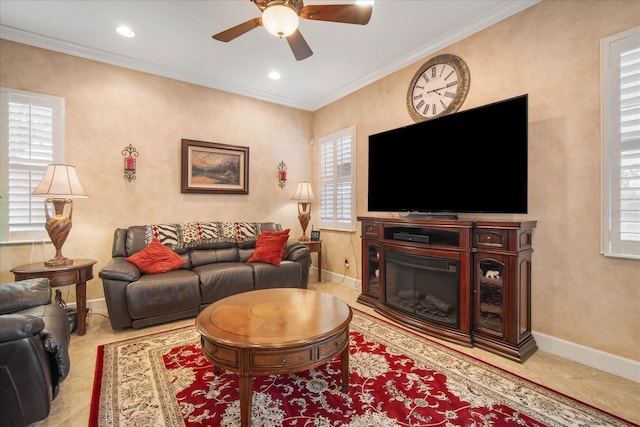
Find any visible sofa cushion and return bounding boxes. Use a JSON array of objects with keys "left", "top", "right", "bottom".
[
  {"left": 125, "top": 239, "right": 186, "bottom": 274},
  {"left": 126, "top": 270, "right": 200, "bottom": 319},
  {"left": 190, "top": 244, "right": 239, "bottom": 267},
  {"left": 252, "top": 261, "right": 303, "bottom": 289},
  {"left": 195, "top": 263, "right": 255, "bottom": 304},
  {"left": 247, "top": 229, "right": 290, "bottom": 266}
]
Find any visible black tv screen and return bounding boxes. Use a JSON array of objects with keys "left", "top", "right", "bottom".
[{"left": 368, "top": 94, "right": 528, "bottom": 215}]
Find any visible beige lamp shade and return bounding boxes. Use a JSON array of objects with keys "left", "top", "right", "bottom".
[
  {"left": 291, "top": 181, "right": 315, "bottom": 202},
  {"left": 32, "top": 164, "right": 88, "bottom": 198}
]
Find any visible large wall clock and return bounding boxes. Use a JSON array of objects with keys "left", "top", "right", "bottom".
[{"left": 406, "top": 54, "right": 470, "bottom": 122}]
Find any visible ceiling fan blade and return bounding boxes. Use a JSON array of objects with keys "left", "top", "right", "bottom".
[
  {"left": 212, "top": 17, "right": 262, "bottom": 42},
  {"left": 286, "top": 29, "right": 313, "bottom": 61},
  {"left": 300, "top": 4, "right": 373, "bottom": 25}
]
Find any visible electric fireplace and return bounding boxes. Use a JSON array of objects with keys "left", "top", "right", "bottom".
[
  {"left": 361, "top": 219, "right": 474, "bottom": 347},
  {"left": 385, "top": 250, "right": 460, "bottom": 328}
]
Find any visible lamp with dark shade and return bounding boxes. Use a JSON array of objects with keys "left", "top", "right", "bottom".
[
  {"left": 31, "top": 164, "right": 88, "bottom": 266},
  {"left": 291, "top": 181, "right": 315, "bottom": 242}
]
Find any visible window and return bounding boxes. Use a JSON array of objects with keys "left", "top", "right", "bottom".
[
  {"left": 318, "top": 126, "right": 356, "bottom": 232},
  {"left": 601, "top": 27, "right": 640, "bottom": 259},
  {"left": 0, "top": 88, "right": 65, "bottom": 244}
]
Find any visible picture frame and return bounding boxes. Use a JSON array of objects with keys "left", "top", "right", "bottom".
[
  {"left": 310, "top": 230, "right": 321, "bottom": 241},
  {"left": 181, "top": 139, "right": 249, "bottom": 194}
]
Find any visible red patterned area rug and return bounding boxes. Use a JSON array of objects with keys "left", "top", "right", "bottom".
[{"left": 90, "top": 309, "right": 634, "bottom": 426}]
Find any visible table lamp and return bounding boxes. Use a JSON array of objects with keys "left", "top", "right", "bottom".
[
  {"left": 291, "top": 181, "right": 315, "bottom": 241},
  {"left": 31, "top": 164, "right": 88, "bottom": 266}
]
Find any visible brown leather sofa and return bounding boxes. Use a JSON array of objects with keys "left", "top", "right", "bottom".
[
  {"left": 0, "top": 278, "right": 71, "bottom": 427},
  {"left": 99, "top": 221, "right": 311, "bottom": 330}
]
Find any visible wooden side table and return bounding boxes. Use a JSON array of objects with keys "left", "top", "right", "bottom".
[
  {"left": 299, "top": 240, "right": 322, "bottom": 281},
  {"left": 11, "top": 259, "right": 97, "bottom": 336}
]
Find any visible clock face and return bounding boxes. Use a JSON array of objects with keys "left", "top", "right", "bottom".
[{"left": 406, "top": 54, "right": 470, "bottom": 122}]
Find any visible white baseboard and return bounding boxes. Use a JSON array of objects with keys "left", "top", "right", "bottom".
[
  {"left": 317, "top": 267, "right": 360, "bottom": 290},
  {"left": 532, "top": 331, "right": 640, "bottom": 383},
  {"left": 316, "top": 268, "right": 639, "bottom": 383}
]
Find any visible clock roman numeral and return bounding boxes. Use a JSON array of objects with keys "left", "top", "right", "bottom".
[
  {"left": 445, "top": 70, "right": 455, "bottom": 80},
  {"left": 431, "top": 67, "right": 437, "bottom": 78},
  {"left": 444, "top": 91, "right": 455, "bottom": 98},
  {"left": 421, "top": 74, "right": 430, "bottom": 84},
  {"left": 415, "top": 99, "right": 425, "bottom": 110},
  {"left": 439, "top": 99, "right": 448, "bottom": 109},
  {"left": 446, "top": 81, "right": 457, "bottom": 88}
]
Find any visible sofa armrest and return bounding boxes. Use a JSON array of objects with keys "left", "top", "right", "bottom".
[
  {"left": 0, "top": 278, "right": 51, "bottom": 315},
  {"left": 284, "top": 242, "right": 311, "bottom": 262},
  {"left": 0, "top": 314, "right": 45, "bottom": 343},
  {"left": 39, "top": 304, "right": 72, "bottom": 382},
  {"left": 99, "top": 257, "right": 141, "bottom": 282}
]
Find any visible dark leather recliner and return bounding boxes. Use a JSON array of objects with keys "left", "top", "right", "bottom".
[{"left": 0, "top": 278, "right": 71, "bottom": 427}]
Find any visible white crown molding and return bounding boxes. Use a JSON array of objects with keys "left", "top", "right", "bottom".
[
  {"left": 0, "top": 25, "right": 315, "bottom": 111},
  {"left": 1, "top": 1, "right": 538, "bottom": 112},
  {"left": 308, "top": 0, "right": 540, "bottom": 110}
]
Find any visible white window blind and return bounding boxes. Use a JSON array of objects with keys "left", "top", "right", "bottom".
[
  {"left": 319, "top": 126, "right": 356, "bottom": 232},
  {"left": 601, "top": 27, "right": 640, "bottom": 259},
  {"left": 1, "top": 87, "right": 65, "bottom": 243}
]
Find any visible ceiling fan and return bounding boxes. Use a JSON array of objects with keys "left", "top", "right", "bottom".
[{"left": 212, "top": 0, "right": 373, "bottom": 61}]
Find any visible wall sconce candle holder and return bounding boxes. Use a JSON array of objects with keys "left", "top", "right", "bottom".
[
  {"left": 278, "top": 161, "right": 287, "bottom": 188},
  {"left": 122, "top": 144, "right": 139, "bottom": 182}
]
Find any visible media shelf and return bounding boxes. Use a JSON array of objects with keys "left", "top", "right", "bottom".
[
  {"left": 384, "top": 226, "right": 460, "bottom": 247},
  {"left": 358, "top": 216, "right": 537, "bottom": 362}
]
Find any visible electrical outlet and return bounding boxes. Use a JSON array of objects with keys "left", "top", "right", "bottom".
[{"left": 344, "top": 258, "right": 350, "bottom": 268}]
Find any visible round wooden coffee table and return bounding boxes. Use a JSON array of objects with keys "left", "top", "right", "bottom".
[{"left": 195, "top": 288, "right": 352, "bottom": 427}]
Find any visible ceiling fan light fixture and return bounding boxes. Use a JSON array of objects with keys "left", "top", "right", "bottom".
[{"left": 262, "top": 4, "right": 299, "bottom": 38}]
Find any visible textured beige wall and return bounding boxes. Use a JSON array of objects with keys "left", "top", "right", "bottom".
[
  {"left": 0, "top": 40, "right": 313, "bottom": 300},
  {"left": 312, "top": 0, "right": 640, "bottom": 361},
  {"left": 1, "top": 0, "right": 638, "bottom": 362}
]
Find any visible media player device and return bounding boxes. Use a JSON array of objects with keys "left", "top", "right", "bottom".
[{"left": 393, "top": 232, "right": 430, "bottom": 243}]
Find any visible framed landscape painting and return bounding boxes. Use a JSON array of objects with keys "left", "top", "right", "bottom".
[{"left": 181, "top": 139, "right": 249, "bottom": 194}]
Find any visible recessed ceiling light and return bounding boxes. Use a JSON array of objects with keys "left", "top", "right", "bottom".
[
  {"left": 116, "top": 26, "right": 136, "bottom": 38},
  {"left": 269, "top": 71, "right": 281, "bottom": 80}
]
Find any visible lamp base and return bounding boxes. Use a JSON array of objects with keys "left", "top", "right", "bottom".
[
  {"left": 45, "top": 257, "right": 73, "bottom": 267},
  {"left": 298, "top": 236, "right": 310, "bottom": 242}
]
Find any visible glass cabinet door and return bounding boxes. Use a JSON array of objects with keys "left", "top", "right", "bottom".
[
  {"left": 477, "top": 257, "right": 506, "bottom": 336},
  {"left": 365, "top": 243, "right": 381, "bottom": 299}
]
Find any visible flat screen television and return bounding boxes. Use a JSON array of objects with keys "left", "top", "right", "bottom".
[{"left": 367, "top": 94, "right": 528, "bottom": 216}]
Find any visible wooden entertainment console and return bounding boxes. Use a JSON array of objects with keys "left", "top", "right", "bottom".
[{"left": 357, "top": 216, "right": 537, "bottom": 362}]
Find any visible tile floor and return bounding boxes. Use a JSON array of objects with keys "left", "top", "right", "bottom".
[{"left": 33, "top": 280, "right": 639, "bottom": 426}]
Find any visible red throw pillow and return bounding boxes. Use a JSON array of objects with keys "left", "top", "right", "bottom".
[
  {"left": 125, "top": 239, "right": 185, "bottom": 274},
  {"left": 247, "top": 229, "right": 290, "bottom": 266},
  {"left": 259, "top": 229, "right": 290, "bottom": 257}
]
